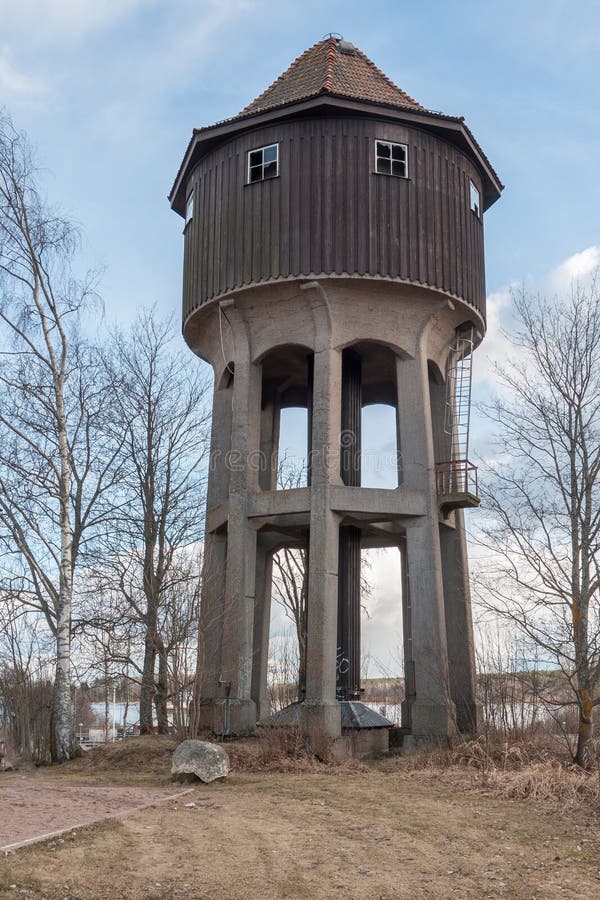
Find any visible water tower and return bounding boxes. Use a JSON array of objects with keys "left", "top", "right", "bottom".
[{"left": 169, "top": 37, "right": 502, "bottom": 757}]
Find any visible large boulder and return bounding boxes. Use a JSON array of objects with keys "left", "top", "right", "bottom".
[{"left": 171, "top": 740, "right": 230, "bottom": 783}]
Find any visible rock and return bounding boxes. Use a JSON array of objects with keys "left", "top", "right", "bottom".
[{"left": 171, "top": 740, "right": 230, "bottom": 783}]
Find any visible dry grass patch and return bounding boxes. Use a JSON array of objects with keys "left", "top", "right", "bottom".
[
  {"left": 54, "top": 735, "right": 179, "bottom": 784},
  {"left": 381, "top": 735, "right": 600, "bottom": 812}
]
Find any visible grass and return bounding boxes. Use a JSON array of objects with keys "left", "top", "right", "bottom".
[{"left": 383, "top": 732, "right": 600, "bottom": 811}]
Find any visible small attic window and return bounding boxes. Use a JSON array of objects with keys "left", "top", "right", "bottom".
[
  {"left": 247, "top": 144, "right": 279, "bottom": 183},
  {"left": 185, "top": 190, "right": 194, "bottom": 227},
  {"left": 470, "top": 180, "right": 481, "bottom": 218},
  {"left": 375, "top": 140, "right": 408, "bottom": 178}
]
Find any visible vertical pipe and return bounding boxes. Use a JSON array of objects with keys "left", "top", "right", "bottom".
[
  {"left": 306, "top": 352, "right": 314, "bottom": 487},
  {"left": 338, "top": 348, "right": 362, "bottom": 699}
]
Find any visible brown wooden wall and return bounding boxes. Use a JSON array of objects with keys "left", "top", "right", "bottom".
[{"left": 182, "top": 116, "right": 487, "bottom": 323}]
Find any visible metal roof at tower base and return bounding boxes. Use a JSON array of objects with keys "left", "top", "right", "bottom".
[
  {"left": 169, "top": 37, "right": 503, "bottom": 215},
  {"left": 261, "top": 700, "right": 392, "bottom": 730}
]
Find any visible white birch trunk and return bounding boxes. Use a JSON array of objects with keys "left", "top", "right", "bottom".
[{"left": 51, "top": 376, "right": 75, "bottom": 761}]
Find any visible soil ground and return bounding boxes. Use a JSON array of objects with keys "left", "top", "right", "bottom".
[{"left": 1, "top": 740, "right": 599, "bottom": 899}]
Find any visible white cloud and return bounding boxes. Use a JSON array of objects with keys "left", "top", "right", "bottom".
[
  {"left": 361, "top": 548, "right": 404, "bottom": 677},
  {"left": 477, "top": 245, "right": 600, "bottom": 392},
  {"left": 545, "top": 245, "right": 600, "bottom": 295},
  {"left": 476, "top": 283, "right": 517, "bottom": 390},
  {"left": 0, "top": 52, "right": 47, "bottom": 98},
  {"left": 0, "top": 0, "right": 153, "bottom": 44}
]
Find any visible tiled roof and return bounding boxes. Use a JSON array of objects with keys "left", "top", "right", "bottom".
[{"left": 239, "top": 37, "right": 424, "bottom": 117}]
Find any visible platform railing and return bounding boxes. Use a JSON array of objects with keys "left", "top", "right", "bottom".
[{"left": 435, "top": 459, "right": 478, "bottom": 499}]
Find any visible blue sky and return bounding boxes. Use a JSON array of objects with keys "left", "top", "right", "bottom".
[
  {"left": 2, "top": 0, "right": 598, "bottom": 327},
  {"left": 2, "top": 0, "right": 599, "bottom": 677}
]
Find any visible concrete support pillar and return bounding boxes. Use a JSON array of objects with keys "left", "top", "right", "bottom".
[
  {"left": 300, "top": 332, "right": 345, "bottom": 756},
  {"left": 197, "top": 531, "right": 227, "bottom": 730},
  {"left": 399, "top": 540, "right": 414, "bottom": 731},
  {"left": 428, "top": 372, "right": 452, "bottom": 464},
  {"left": 397, "top": 349, "right": 456, "bottom": 739},
  {"left": 213, "top": 323, "right": 261, "bottom": 735},
  {"left": 440, "top": 512, "right": 482, "bottom": 734},
  {"left": 337, "top": 348, "right": 362, "bottom": 701},
  {"left": 251, "top": 540, "right": 274, "bottom": 722},
  {"left": 206, "top": 377, "right": 234, "bottom": 509},
  {"left": 197, "top": 375, "right": 233, "bottom": 729},
  {"left": 259, "top": 380, "right": 280, "bottom": 491}
]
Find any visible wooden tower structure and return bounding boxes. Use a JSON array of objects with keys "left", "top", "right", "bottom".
[{"left": 169, "top": 37, "right": 502, "bottom": 756}]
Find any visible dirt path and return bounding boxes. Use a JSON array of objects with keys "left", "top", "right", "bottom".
[
  {"left": 1, "top": 770, "right": 599, "bottom": 898},
  {"left": 0, "top": 777, "right": 189, "bottom": 850}
]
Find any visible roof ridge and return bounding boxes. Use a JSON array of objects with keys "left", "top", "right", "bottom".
[{"left": 323, "top": 37, "right": 337, "bottom": 93}]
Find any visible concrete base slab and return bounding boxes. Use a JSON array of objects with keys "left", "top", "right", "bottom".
[
  {"left": 204, "top": 698, "right": 257, "bottom": 737},
  {"left": 410, "top": 701, "right": 457, "bottom": 740},
  {"left": 455, "top": 700, "right": 483, "bottom": 736},
  {"left": 346, "top": 727, "right": 389, "bottom": 757}
]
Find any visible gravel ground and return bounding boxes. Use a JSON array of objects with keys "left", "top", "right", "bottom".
[{"left": 0, "top": 777, "right": 189, "bottom": 850}]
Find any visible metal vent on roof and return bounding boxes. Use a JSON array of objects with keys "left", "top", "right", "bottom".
[{"left": 338, "top": 40, "right": 356, "bottom": 55}]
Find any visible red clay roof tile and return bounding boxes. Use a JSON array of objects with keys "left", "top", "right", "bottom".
[{"left": 239, "top": 37, "right": 424, "bottom": 117}]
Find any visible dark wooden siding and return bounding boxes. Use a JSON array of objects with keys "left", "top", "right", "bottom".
[{"left": 182, "top": 116, "right": 487, "bottom": 323}]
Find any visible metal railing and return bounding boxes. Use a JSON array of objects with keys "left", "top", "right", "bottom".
[{"left": 435, "top": 459, "right": 478, "bottom": 498}]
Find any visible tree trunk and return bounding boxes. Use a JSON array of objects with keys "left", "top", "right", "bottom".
[
  {"left": 297, "top": 563, "right": 308, "bottom": 700},
  {"left": 51, "top": 597, "right": 74, "bottom": 762},
  {"left": 298, "top": 633, "right": 307, "bottom": 701},
  {"left": 575, "top": 690, "right": 594, "bottom": 769},
  {"left": 155, "top": 646, "right": 169, "bottom": 734},
  {"left": 122, "top": 680, "right": 130, "bottom": 740},
  {"left": 139, "top": 635, "right": 156, "bottom": 734}
]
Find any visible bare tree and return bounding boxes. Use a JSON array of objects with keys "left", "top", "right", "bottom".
[
  {"left": 158, "top": 549, "right": 202, "bottom": 738},
  {"left": 271, "top": 547, "right": 307, "bottom": 698},
  {"left": 476, "top": 278, "right": 600, "bottom": 767},
  {"left": 0, "top": 114, "right": 118, "bottom": 761},
  {"left": 0, "top": 597, "right": 54, "bottom": 763},
  {"left": 97, "top": 311, "right": 210, "bottom": 733}
]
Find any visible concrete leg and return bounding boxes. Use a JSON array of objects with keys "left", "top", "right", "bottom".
[
  {"left": 397, "top": 351, "right": 456, "bottom": 740},
  {"left": 399, "top": 541, "right": 414, "bottom": 731},
  {"left": 405, "top": 523, "right": 456, "bottom": 737},
  {"left": 197, "top": 531, "right": 227, "bottom": 730},
  {"left": 440, "top": 513, "right": 482, "bottom": 734},
  {"left": 196, "top": 375, "right": 233, "bottom": 731},
  {"left": 300, "top": 334, "right": 346, "bottom": 758},
  {"left": 211, "top": 319, "right": 262, "bottom": 735},
  {"left": 259, "top": 379, "right": 280, "bottom": 491},
  {"left": 251, "top": 542, "right": 274, "bottom": 721}
]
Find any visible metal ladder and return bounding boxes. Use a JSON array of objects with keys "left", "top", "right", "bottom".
[{"left": 443, "top": 327, "right": 474, "bottom": 493}]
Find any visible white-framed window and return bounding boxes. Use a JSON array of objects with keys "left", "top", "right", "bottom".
[
  {"left": 247, "top": 143, "right": 279, "bottom": 183},
  {"left": 469, "top": 180, "right": 481, "bottom": 218},
  {"left": 185, "top": 190, "right": 194, "bottom": 227},
  {"left": 375, "top": 140, "right": 408, "bottom": 178}
]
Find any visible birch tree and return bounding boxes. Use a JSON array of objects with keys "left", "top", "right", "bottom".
[
  {"left": 0, "top": 114, "right": 116, "bottom": 761},
  {"left": 477, "top": 278, "right": 600, "bottom": 767}
]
